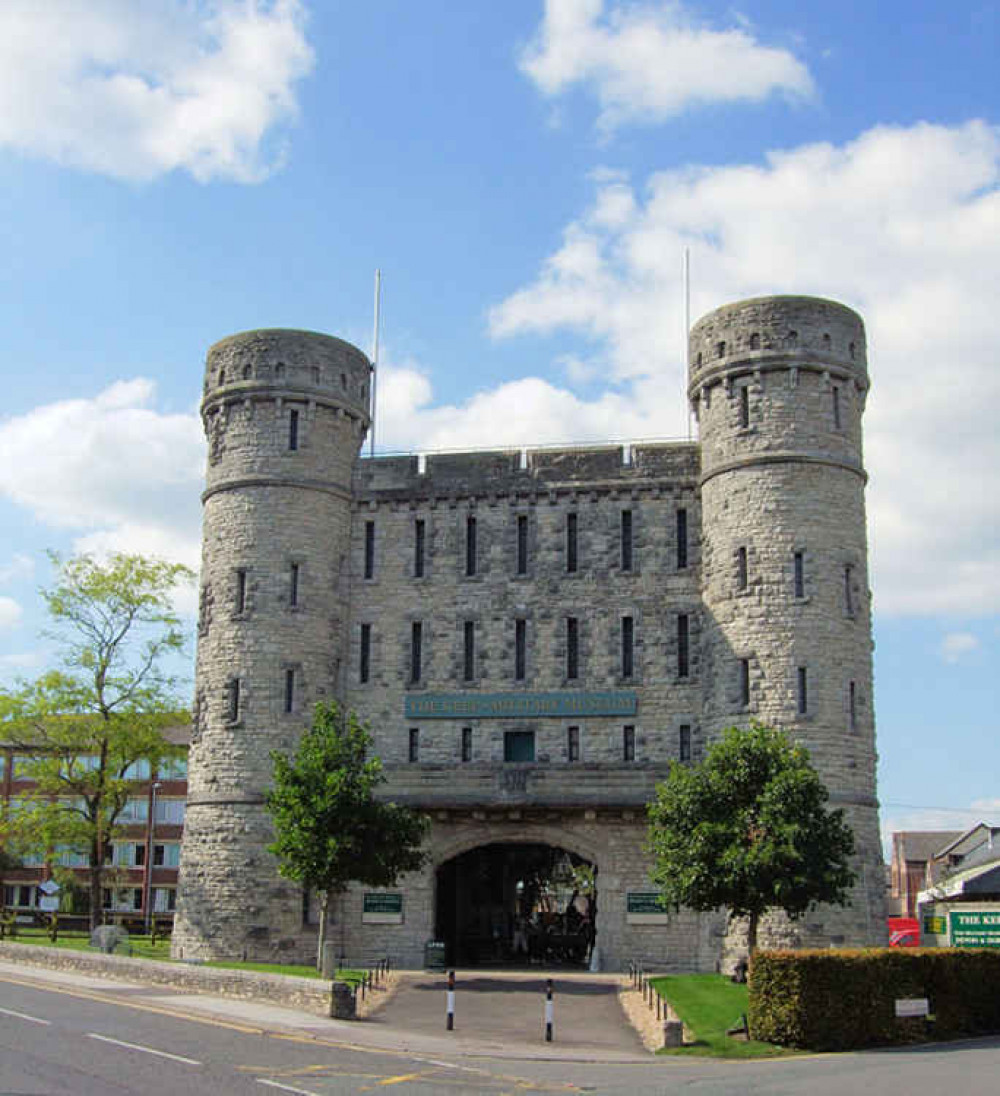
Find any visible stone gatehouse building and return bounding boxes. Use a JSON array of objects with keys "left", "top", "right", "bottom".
[{"left": 173, "top": 294, "right": 887, "bottom": 970}]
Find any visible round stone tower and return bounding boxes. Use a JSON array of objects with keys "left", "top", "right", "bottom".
[
  {"left": 688, "top": 295, "right": 886, "bottom": 951},
  {"left": 172, "top": 330, "right": 371, "bottom": 960}
]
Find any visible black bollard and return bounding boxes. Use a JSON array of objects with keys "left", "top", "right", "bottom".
[
  {"left": 545, "top": 979, "right": 554, "bottom": 1042},
  {"left": 446, "top": 970, "right": 456, "bottom": 1031}
]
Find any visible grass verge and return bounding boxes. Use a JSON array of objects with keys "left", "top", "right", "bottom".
[{"left": 651, "top": 973, "right": 796, "bottom": 1058}]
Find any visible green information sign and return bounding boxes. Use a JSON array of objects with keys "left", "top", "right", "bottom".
[
  {"left": 949, "top": 910, "right": 1000, "bottom": 947},
  {"left": 404, "top": 690, "right": 637, "bottom": 721},
  {"left": 923, "top": 915, "right": 946, "bottom": 936},
  {"left": 363, "top": 892, "right": 403, "bottom": 915},
  {"left": 627, "top": 892, "right": 666, "bottom": 915}
]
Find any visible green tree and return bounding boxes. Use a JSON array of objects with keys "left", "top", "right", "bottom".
[
  {"left": 266, "top": 702, "right": 429, "bottom": 970},
  {"left": 0, "top": 552, "right": 194, "bottom": 929},
  {"left": 646, "top": 723, "right": 856, "bottom": 957}
]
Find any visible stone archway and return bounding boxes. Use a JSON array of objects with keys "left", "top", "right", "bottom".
[{"left": 434, "top": 841, "right": 596, "bottom": 968}]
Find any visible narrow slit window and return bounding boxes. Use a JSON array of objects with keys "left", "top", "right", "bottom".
[
  {"left": 737, "top": 546, "right": 748, "bottom": 590},
  {"left": 235, "top": 569, "right": 247, "bottom": 614},
  {"left": 288, "top": 408, "right": 299, "bottom": 451},
  {"left": 676, "top": 508, "right": 688, "bottom": 570},
  {"left": 465, "top": 515, "right": 477, "bottom": 577},
  {"left": 679, "top": 724, "right": 691, "bottom": 762},
  {"left": 461, "top": 727, "right": 472, "bottom": 763},
  {"left": 833, "top": 385, "right": 842, "bottom": 430},
  {"left": 620, "top": 510, "right": 633, "bottom": 572},
  {"left": 621, "top": 616, "right": 634, "bottom": 679},
  {"left": 623, "top": 725, "right": 636, "bottom": 762},
  {"left": 566, "top": 617, "right": 579, "bottom": 680},
  {"left": 364, "top": 521, "right": 375, "bottom": 580},
  {"left": 567, "top": 725, "right": 580, "bottom": 763},
  {"left": 794, "top": 552, "right": 805, "bottom": 599},
  {"left": 677, "top": 614, "right": 690, "bottom": 678},
  {"left": 849, "top": 680, "right": 857, "bottom": 732},
  {"left": 284, "top": 668, "right": 295, "bottom": 714},
  {"left": 227, "top": 678, "right": 240, "bottom": 723},
  {"left": 566, "top": 513, "right": 578, "bottom": 573},
  {"left": 844, "top": 564, "right": 855, "bottom": 616},
  {"left": 463, "top": 621, "right": 475, "bottom": 682},
  {"left": 414, "top": 519, "right": 425, "bottom": 578},
  {"left": 739, "top": 385, "right": 750, "bottom": 429},
  {"left": 289, "top": 563, "right": 299, "bottom": 607},
  {"left": 797, "top": 666, "right": 808, "bottom": 715},
  {"left": 739, "top": 659, "right": 750, "bottom": 707},
  {"left": 516, "top": 514, "right": 528, "bottom": 575},
  {"left": 408, "top": 728, "right": 419, "bottom": 763},
  {"left": 359, "top": 623, "right": 371, "bottom": 683},
  {"left": 514, "top": 619, "right": 526, "bottom": 681},
  {"left": 411, "top": 621, "right": 423, "bottom": 683}
]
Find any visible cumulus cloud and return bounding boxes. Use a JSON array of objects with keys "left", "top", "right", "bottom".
[
  {"left": 0, "top": 379, "right": 204, "bottom": 569},
  {"left": 0, "top": 553, "right": 34, "bottom": 585},
  {"left": 0, "top": 597, "right": 23, "bottom": 632},
  {"left": 0, "top": 0, "right": 313, "bottom": 182},
  {"left": 520, "top": 0, "right": 814, "bottom": 131},
  {"left": 483, "top": 120, "right": 1000, "bottom": 617},
  {"left": 940, "top": 632, "right": 981, "bottom": 664}
]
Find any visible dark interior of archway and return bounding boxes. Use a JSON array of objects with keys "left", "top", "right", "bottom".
[{"left": 435, "top": 843, "right": 596, "bottom": 968}]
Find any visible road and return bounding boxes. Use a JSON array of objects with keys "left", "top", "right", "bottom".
[{"left": 2, "top": 969, "right": 1000, "bottom": 1094}]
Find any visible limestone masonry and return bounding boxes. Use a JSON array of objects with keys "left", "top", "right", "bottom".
[{"left": 172, "top": 295, "right": 887, "bottom": 970}]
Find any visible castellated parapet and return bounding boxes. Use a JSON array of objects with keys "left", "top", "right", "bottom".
[{"left": 173, "top": 298, "right": 886, "bottom": 969}]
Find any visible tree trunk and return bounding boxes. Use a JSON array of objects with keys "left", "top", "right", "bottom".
[
  {"left": 747, "top": 909, "right": 760, "bottom": 958},
  {"left": 89, "top": 839, "right": 103, "bottom": 933},
  {"left": 315, "top": 889, "right": 330, "bottom": 972}
]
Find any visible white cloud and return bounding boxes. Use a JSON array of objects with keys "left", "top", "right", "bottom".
[
  {"left": 520, "top": 0, "right": 814, "bottom": 131},
  {"left": 940, "top": 632, "right": 981, "bottom": 664},
  {"left": 0, "top": 379, "right": 204, "bottom": 570},
  {"left": 483, "top": 120, "right": 1000, "bottom": 617},
  {"left": 881, "top": 798, "right": 1000, "bottom": 857},
  {"left": 0, "top": 597, "right": 23, "bottom": 632},
  {"left": 0, "top": 553, "right": 34, "bottom": 585},
  {"left": 0, "top": 0, "right": 313, "bottom": 182}
]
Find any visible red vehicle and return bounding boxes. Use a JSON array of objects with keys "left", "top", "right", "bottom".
[{"left": 888, "top": 917, "right": 920, "bottom": 947}]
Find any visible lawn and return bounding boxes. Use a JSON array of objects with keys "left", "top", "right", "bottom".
[{"left": 651, "top": 973, "right": 795, "bottom": 1058}]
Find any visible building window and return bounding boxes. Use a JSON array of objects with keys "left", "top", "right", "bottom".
[
  {"left": 414, "top": 519, "right": 425, "bottom": 578},
  {"left": 463, "top": 621, "right": 475, "bottom": 682},
  {"left": 289, "top": 408, "right": 299, "bottom": 451},
  {"left": 465, "top": 515, "right": 477, "bottom": 577},
  {"left": 235, "top": 569, "right": 247, "bottom": 614},
  {"left": 621, "top": 510, "right": 633, "bottom": 572},
  {"left": 289, "top": 562, "right": 299, "bottom": 607},
  {"left": 514, "top": 619, "right": 526, "bottom": 681},
  {"left": 364, "top": 521, "right": 375, "bottom": 579},
  {"left": 797, "top": 666, "right": 808, "bottom": 715},
  {"left": 739, "top": 659, "right": 750, "bottom": 707},
  {"left": 737, "top": 546, "right": 748, "bottom": 590},
  {"left": 849, "top": 681, "right": 857, "bottom": 732},
  {"left": 516, "top": 514, "right": 528, "bottom": 575},
  {"left": 794, "top": 551, "right": 805, "bottom": 599},
  {"left": 844, "top": 564, "right": 855, "bottom": 617},
  {"left": 621, "top": 616, "right": 634, "bottom": 679},
  {"left": 284, "top": 668, "right": 295, "bottom": 714},
  {"left": 461, "top": 727, "right": 472, "bottom": 763},
  {"left": 833, "top": 385, "right": 842, "bottom": 430},
  {"left": 504, "top": 731, "right": 535, "bottom": 763},
  {"left": 411, "top": 621, "right": 423, "bottom": 683},
  {"left": 623, "top": 725, "right": 636, "bottom": 762},
  {"left": 677, "top": 613, "right": 689, "bottom": 678},
  {"left": 566, "top": 617, "right": 579, "bottom": 680},
  {"left": 359, "top": 623, "right": 371, "bottom": 683},
  {"left": 408, "top": 728, "right": 419, "bottom": 763},
  {"left": 567, "top": 725, "right": 580, "bottom": 762},
  {"left": 676, "top": 508, "right": 688, "bottom": 570},
  {"left": 227, "top": 678, "right": 241, "bottom": 722},
  {"left": 679, "top": 724, "right": 691, "bottom": 762},
  {"left": 566, "top": 513, "right": 578, "bottom": 573},
  {"left": 739, "top": 385, "right": 750, "bottom": 429}
]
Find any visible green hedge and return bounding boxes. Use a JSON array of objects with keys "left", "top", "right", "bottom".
[{"left": 749, "top": 949, "right": 1000, "bottom": 1050}]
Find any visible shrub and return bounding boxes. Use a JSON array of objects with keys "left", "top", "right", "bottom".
[{"left": 750, "top": 948, "right": 1000, "bottom": 1050}]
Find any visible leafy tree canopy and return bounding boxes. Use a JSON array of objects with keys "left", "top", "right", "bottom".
[
  {"left": 267, "top": 701, "right": 428, "bottom": 967},
  {"left": 0, "top": 552, "right": 194, "bottom": 927},
  {"left": 646, "top": 723, "right": 856, "bottom": 954}
]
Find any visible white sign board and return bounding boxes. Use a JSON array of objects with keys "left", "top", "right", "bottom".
[
  {"left": 38, "top": 879, "right": 60, "bottom": 912},
  {"left": 895, "top": 998, "right": 930, "bottom": 1018}
]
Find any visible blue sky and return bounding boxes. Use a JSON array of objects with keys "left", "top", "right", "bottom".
[{"left": 0, "top": 1, "right": 997, "bottom": 851}]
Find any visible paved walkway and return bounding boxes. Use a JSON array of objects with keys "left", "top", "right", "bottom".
[{"left": 370, "top": 970, "right": 646, "bottom": 1059}]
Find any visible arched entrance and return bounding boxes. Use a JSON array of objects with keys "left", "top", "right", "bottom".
[{"left": 435, "top": 843, "right": 596, "bottom": 968}]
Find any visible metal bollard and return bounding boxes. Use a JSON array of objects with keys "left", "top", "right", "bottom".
[
  {"left": 544, "top": 979, "right": 554, "bottom": 1043},
  {"left": 446, "top": 970, "right": 456, "bottom": 1031}
]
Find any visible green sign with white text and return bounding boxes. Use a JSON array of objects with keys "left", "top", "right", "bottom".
[
  {"left": 363, "top": 892, "right": 403, "bottom": 915},
  {"left": 949, "top": 910, "right": 1000, "bottom": 947}
]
